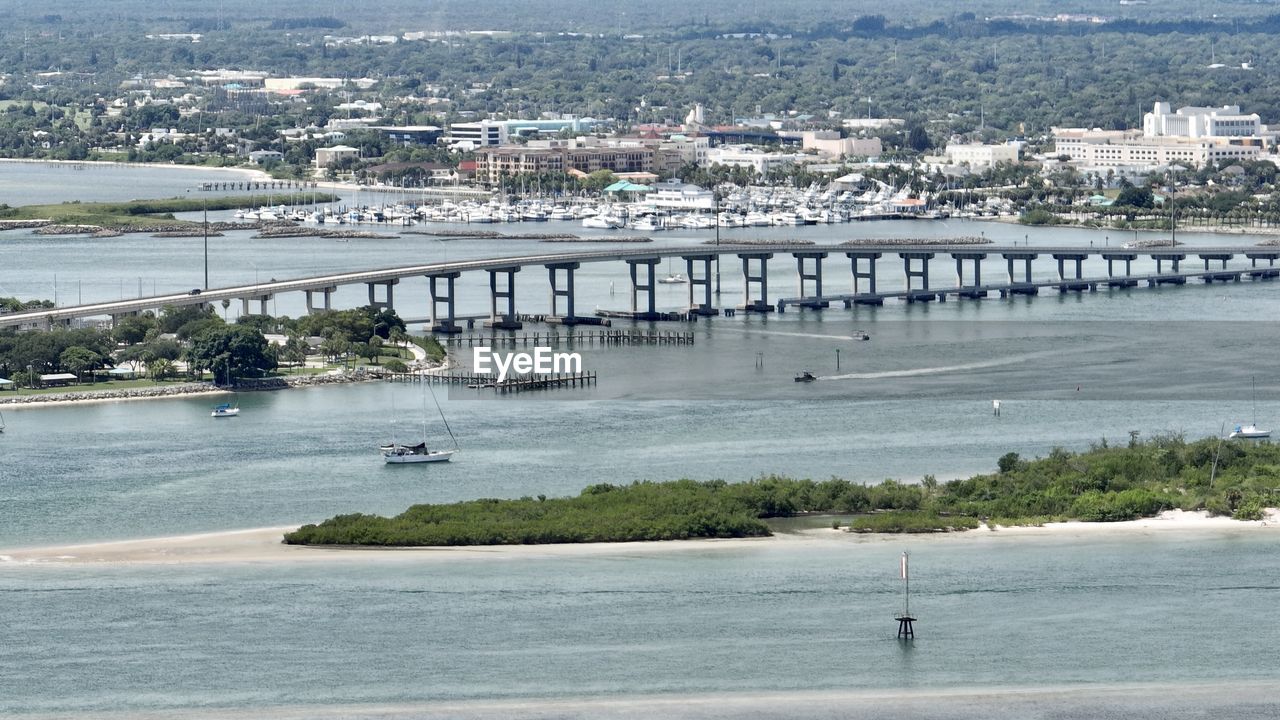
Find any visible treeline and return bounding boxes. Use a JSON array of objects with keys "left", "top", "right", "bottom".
[
  {"left": 0, "top": 303, "right": 426, "bottom": 386},
  {"left": 285, "top": 436, "right": 1280, "bottom": 546}
]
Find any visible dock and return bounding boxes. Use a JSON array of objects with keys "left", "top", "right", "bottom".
[
  {"left": 386, "top": 371, "right": 597, "bottom": 393},
  {"left": 440, "top": 330, "right": 694, "bottom": 348}
]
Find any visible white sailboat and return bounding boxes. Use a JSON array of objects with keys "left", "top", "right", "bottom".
[
  {"left": 211, "top": 367, "right": 240, "bottom": 417},
  {"left": 657, "top": 258, "right": 688, "bottom": 284},
  {"left": 381, "top": 379, "right": 457, "bottom": 464},
  {"left": 1229, "top": 376, "right": 1270, "bottom": 439}
]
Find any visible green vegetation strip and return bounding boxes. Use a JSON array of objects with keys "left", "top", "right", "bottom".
[
  {"left": 284, "top": 436, "right": 1280, "bottom": 546},
  {"left": 0, "top": 194, "right": 338, "bottom": 229}
]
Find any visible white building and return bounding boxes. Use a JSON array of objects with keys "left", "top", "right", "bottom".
[
  {"left": 1143, "top": 102, "right": 1261, "bottom": 139},
  {"left": 703, "top": 145, "right": 810, "bottom": 175},
  {"left": 446, "top": 120, "right": 508, "bottom": 149},
  {"left": 644, "top": 180, "right": 715, "bottom": 211},
  {"left": 314, "top": 145, "right": 360, "bottom": 168},
  {"left": 945, "top": 142, "right": 1020, "bottom": 167},
  {"left": 789, "top": 130, "right": 882, "bottom": 159},
  {"left": 1053, "top": 129, "right": 1260, "bottom": 168}
]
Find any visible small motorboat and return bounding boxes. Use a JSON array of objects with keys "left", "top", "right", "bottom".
[
  {"left": 1229, "top": 424, "right": 1270, "bottom": 439},
  {"left": 658, "top": 273, "right": 688, "bottom": 284},
  {"left": 852, "top": 330, "right": 870, "bottom": 341},
  {"left": 794, "top": 371, "right": 817, "bottom": 383}
]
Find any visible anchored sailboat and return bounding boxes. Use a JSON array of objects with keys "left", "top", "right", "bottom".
[
  {"left": 1229, "top": 376, "right": 1270, "bottom": 439},
  {"left": 381, "top": 377, "right": 458, "bottom": 463}
]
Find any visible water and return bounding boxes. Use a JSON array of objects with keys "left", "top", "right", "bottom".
[{"left": 2, "top": 163, "right": 1280, "bottom": 717}]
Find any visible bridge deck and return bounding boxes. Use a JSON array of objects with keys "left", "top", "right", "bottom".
[{"left": 3, "top": 243, "right": 1277, "bottom": 328}]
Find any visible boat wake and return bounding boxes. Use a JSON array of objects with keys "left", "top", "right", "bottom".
[
  {"left": 723, "top": 328, "right": 867, "bottom": 341},
  {"left": 821, "top": 352, "right": 1054, "bottom": 380}
]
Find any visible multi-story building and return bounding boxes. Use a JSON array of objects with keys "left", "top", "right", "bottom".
[
  {"left": 945, "top": 143, "right": 1020, "bottom": 168},
  {"left": 702, "top": 144, "right": 811, "bottom": 175},
  {"left": 314, "top": 145, "right": 360, "bottom": 168},
  {"left": 472, "top": 142, "right": 654, "bottom": 184},
  {"left": 1053, "top": 129, "right": 1260, "bottom": 168},
  {"left": 1143, "top": 102, "right": 1261, "bottom": 139}
]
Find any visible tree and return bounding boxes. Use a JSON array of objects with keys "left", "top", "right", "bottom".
[
  {"left": 112, "top": 314, "right": 158, "bottom": 346},
  {"left": 906, "top": 126, "right": 931, "bottom": 152},
  {"left": 185, "top": 325, "right": 276, "bottom": 383},
  {"left": 1115, "top": 181, "right": 1154, "bottom": 209},
  {"left": 59, "top": 345, "right": 100, "bottom": 383}
]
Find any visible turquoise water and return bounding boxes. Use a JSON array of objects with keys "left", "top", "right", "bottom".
[{"left": 2, "top": 163, "right": 1280, "bottom": 717}]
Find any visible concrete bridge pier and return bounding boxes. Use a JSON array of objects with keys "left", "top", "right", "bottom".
[
  {"left": 846, "top": 252, "right": 882, "bottom": 305},
  {"left": 110, "top": 310, "right": 139, "bottom": 327},
  {"left": 427, "top": 272, "right": 462, "bottom": 334},
  {"left": 304, "top": 286, "right": 337, "bottom": 314},
  {"left": 684, "top": 254, "right": 720, "bottom": 316},
  {"left": 794, "top": 251, "right": 829, "bottom": 309},
  {"left": 1053, "top": 253, "right": 1090, "bottom": 292},
  {"left": 738, "top": 253, "right": 773, "bottom": 312},
  {"left": 240, "top": 294, "right": 272, "bottom": 316},
  {"left": 366, "top": 279, "right": 399, "bottom": 310},
  {"left": 546, "top": 261, "right": 594, "bottom": 325},
  {"left": 626, "top": 258, "right": 663, "bottom": 320},
  {"left": 952, "top": 252, "right": 988, "bottom": 299},
  {"left": 1198, "top": 253, "right": 1239, "bottom": 283},
  {"left": 486, "top": 267, "right": 522, "bottom": 330},
  {"left": 1002, "top": 252, "right": 1039, "bottom": 297},
  {"left": 1151, "top": 253, "right": 1188, "bottom": 285},
  {"left": 901, "top": 252, "right": 936, "bottom": 303},
  {"left": 1245, "top": 252, "right": 1280, "bottom": 280},
  {"left": 1102, "top": 253, "right": 1139, "bottom": 287}
]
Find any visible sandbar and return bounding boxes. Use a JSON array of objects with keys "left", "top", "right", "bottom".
[{"left": 1, "top": 508, "right": 1276, "bottom": 567}]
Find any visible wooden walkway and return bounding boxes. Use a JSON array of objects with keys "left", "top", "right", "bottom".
[
  {"left": 385, "top": 371, "right": 598, "bottom": 393},
  {"left": 441, "top": 330, "right": 694, "bottom": 347}
]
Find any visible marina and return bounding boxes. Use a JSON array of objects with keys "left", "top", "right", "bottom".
[{"left": 2, "top": 161, "right": 1280, "bottom": 719}]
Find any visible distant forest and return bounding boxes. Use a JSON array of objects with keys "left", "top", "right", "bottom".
[{"left": 3, "top": 1, "right": 1280, "bottom": 137}]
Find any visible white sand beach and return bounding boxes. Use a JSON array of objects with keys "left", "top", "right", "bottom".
[{"left": 2, "top": 508, "right": 1276, "bottom": 567}]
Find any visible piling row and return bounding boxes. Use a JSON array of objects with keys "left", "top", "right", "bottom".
[
  {"left": 384, "top": 371, "right": 598, "bottom": 392},
  {"left": 442, "top": 330, "right": 694, "bottom": 348}
]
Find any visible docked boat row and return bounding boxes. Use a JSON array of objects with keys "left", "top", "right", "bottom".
[{"left": 224, "top": 178, "right": 1014, "bottom": 230}]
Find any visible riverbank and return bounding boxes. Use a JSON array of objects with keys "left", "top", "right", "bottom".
[
  {"left": 4, "top": 509, "right": 1275, "bottom": 566},
  {"left": 0, "top": 372, "right": 374, "bottom": 408},
  {"left": 0, "top": 157, "right": 272, "bottom": 182}
]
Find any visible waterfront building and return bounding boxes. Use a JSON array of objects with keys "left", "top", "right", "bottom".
[
  {"left": 702, "top": 144, "right": 812, "bottom": 176},
  {"left": 369, "top": 125, "right": 442, "bottom": 147},
  {"left": 643, "top": 180, "right": 715, "bottom": 211},
  {"left": 314, "top": 145, "right": 361, "bottom": 168},
  {"left": 472, "top": 142, "right": 654, "bottom": 185}
]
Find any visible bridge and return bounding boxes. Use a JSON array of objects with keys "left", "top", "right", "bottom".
[{"left": 3, "top": 243, "right": 1277, "bottom": 332}]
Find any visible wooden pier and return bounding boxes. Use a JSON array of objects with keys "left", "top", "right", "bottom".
[
  {"left": 386, "top": 371, "right": 597, "bottom": 393},
  {"left": 441, "top": 330, "right": 694, "bottom": 348}
]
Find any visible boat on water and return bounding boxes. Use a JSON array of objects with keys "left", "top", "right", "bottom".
[
  {"left": 380, "top": 442, "right": 456, "bottom": 463},
  {"left": 1229, "top": 424, "right": 1270, "bottom": 439},
  {"left": 382, "top": 377, "right": 458, "bottom": 464},
  {"left": 853, "top": 330, "right": 870, "bottom": 341},
  {"left": 658, "top": 273, "right": 688, "bottom": 284},
  {"left": 1229, "top": 376, "right": 1270, "bottom": 438},
  {"left": 211, "top": 402, "right": 240, "bottom": 418},
  {"left": 795, "top": 371, "right": 817, "bottom": 383}
]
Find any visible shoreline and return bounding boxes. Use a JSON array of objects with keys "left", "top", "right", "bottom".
[
  {"left": 14, "top": 680, "right": 1279, "bottom": 720},
  {"left": 0, "top": 157, "right": 273, "bottom": 183},
  {"left": 3, "top": 509, "right": 1275, "bottom": 567}
]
